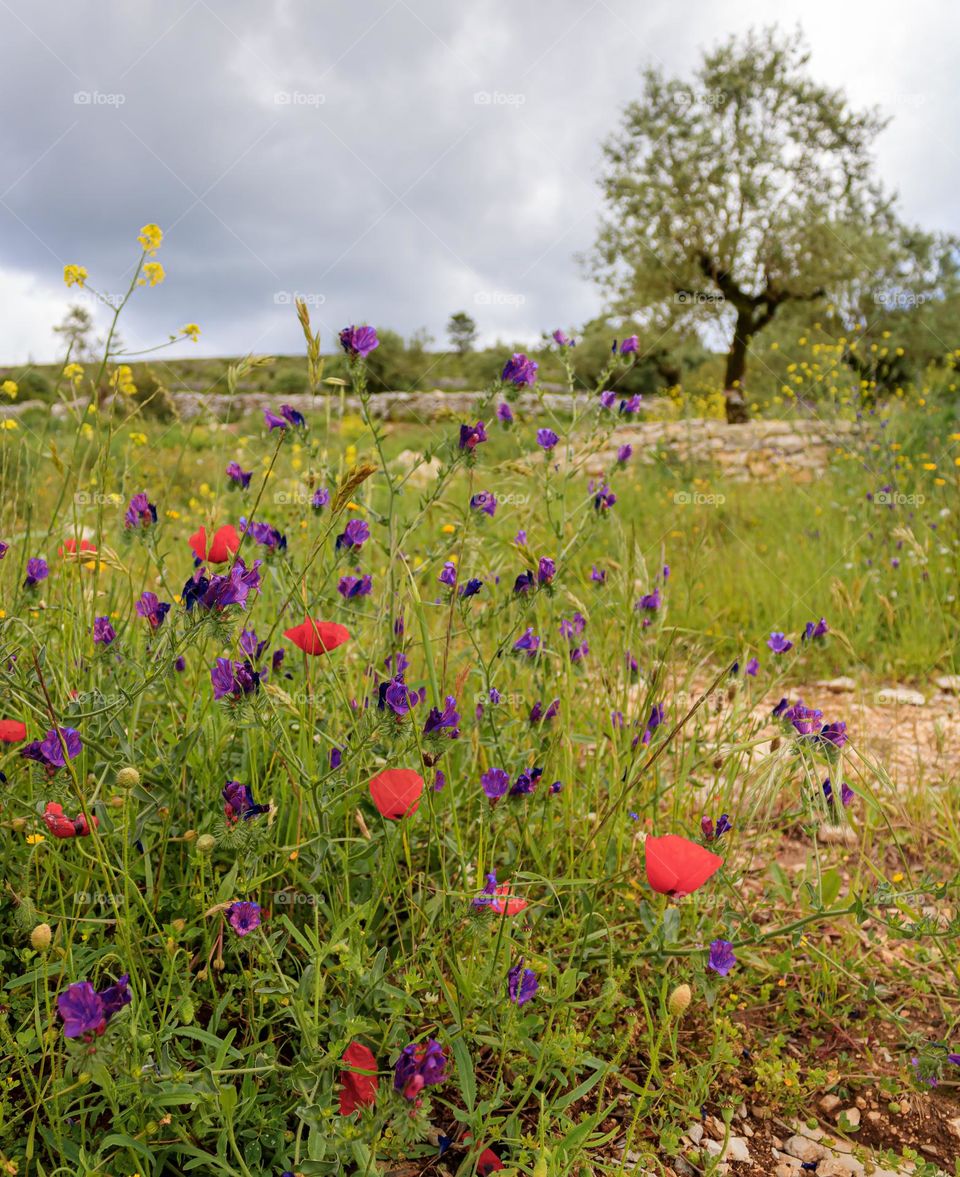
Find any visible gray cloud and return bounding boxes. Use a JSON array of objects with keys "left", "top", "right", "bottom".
[{"left": 1, "top": 0, "right": 958, "bottom": 363}]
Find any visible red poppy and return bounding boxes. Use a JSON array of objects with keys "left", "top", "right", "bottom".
[
  {"left": 644, "top": 834, "right": 723, "bottom": 898},
  {"left": 284, "top": 619, "right": 350, "bottom": 656},
  {"left": 462, "top": 1135, "right": 505, "bottom": 1174},
  {"left": 41, "top": 802, "right": 98, "bottom": 839},
  {"left": 189, "top": 524, "right": 241, "bottom": 565},
  {"left": 0, "top": 719, "right": 27, "bottom": 743},
  {"left": 368, "top": 769, "right": 423, "bottom": 820},
  {"left": 58, "top": 537, "right": 97, "bottom": 557},
  {"left": 338, "top": 1041, "right": 379, "bottom": 1115},
  {"left": 490, "top": 884, "right": 527, "bottom": 917}
]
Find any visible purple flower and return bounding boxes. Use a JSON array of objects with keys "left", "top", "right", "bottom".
[
  {"left": 617, "top": 444, "right": 633, "bottom": 464},
  {"left": 767, "top": 632, "right": 793, "bottom": 654},
  {"left": 637, "top": 587, "right": 661, "bottom": 612},
  {"left": 510, "top": 767, "right": 542, "bottom": 796},
  {"left": 211, "top": 658, "right": 262, "bottom": 701},
  {"left": 593, "top": 483, "right": 616, "bottom": 512},
  {"left": 330, "top": 747, "right": 343, "bottom": 770},
  {"left": 393, "top": 1038, "right": 446, "bottom": 1101},
  {"left": 377, "top": 675, "right": 425, "bottom": 717},
  {"left": 136, "top": 591, "right": 171, "bottom": 629},
  {"left": 701, "top": 814, "right": 732, "bottom": 841},
  {"left": 182, "top": 558, "right": 262, "bottom": 612},
  {"left": 58, "top": 974, "right": 131, "bottom": 1040},
  {"left": 228, "top": 901, "right": 262, "bottom": 936},
  {"left": 174, "top": 655, "right": 186, "bottom": 672},
  {"left": 708, "top": 940, "right": 737, "bottom": 976},
  {"left": 439, "top": 561, "right": 457, "bottom": 587},
  {"left": 93, "top": 616, "right": 116, "bottom": 646},
  {"left": 745, "top": 657, "right": 760, "bottom": 676},
  {"left": 0, "top": 540, "right": 8, "bottom": 559},
  {"left": 458, "top": 420, "right": 487, "bottom": 451},
  {"left": 22, "top": 726, "right": 83, "bottom": 770},
  {"left": 620, "top": 335, "right": 639, "bottom": 355},
  {"left": 239, "top": 518, "right": 287, "bottom": 552},
  {"left": 536, "top": 428, "right": 559, "bottom": 452},
  {"left": 459, "top": 577, "right": 483, "bottom": 598},
  {"left": 619, "top": 395, "right": 642, "bottom": 415},
  {"left": 513, "top": 570, "right": 535, "bottom": 594},
  {"left": 481, "top": 768, "right": 510, "bottom": 801},
  {"left": 822, "top": 778, "right": 854, "bottom": 807},
  {"left": 339, "top": 325, "right": 379, "bottom": 358},
  {"left": 226, "top": 461, "right": 252, "bottom": 489},
  {"left": 642, "top": 703, "right": 664, "bottom": 746},
  {"left": 507, "top": 959, "right": 539, "bottom": 1006},
  {"left": 264, "top": 408, "right": 288, "bottom": 430},
  {"left": 501, "top": 353, "right": 538, "bottom": 387},
  {"left": 802, "top": 617, "right": 829, "bottom": 642},
  {"left": 222, "top": 779, "right": 269, "bottom": 822},
  {"left": 559, "top": 612, "right": 586, "bottom": 639},
  {"left": 513, "top": 627, "right": 540, "bottom": 656},
  {"left": 818, "top": 721, "right": 847, "bottom": 749},
  {"left": 338, "top": 573, "right": 373, "bottom": 598},
  {"left": 591, "top": 565, "right": 606, "bottom": 584},
  {"left": 423, "top": 696, "right": 460, "bottom": 738},
  {"left": 24, "top": 557, "right": 49, "bottom": 588},
  {"left": 433, "top": 769, "right": 445, "bottom": 791},
  {"left": 496, "top": 401, "right": 514, "bottom": 425},
  {"left": 537, "top": 557, "right": 555, "bottom": 585},
  {"left": 239, "top": 629, "right": 267, "bottom": 661},
  {"left": 470, "top": 491, "right": 497, "bottom": 517},
  {"left": 552, "top": 329, "right": 574, "bottom": 348},
  {"left": 280, "top": 403, "right": 305, "bottom": 427},
  {"left": 311, "top": 487, "right": 330, "bottom": 510},
  {"left": 529, "top": 698, "right": 559, "bottom": 725},
  {"left": 336, "top": 518, "right": 370, "bottom": 552},
  {"left": 599, "top": 389, "right": 617, "bottom": 409},
  {"left": 124, "top": 492, "right": 157, "bottom": 530}
]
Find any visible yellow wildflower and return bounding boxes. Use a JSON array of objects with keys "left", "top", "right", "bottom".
[
  {"left": 137, "top": 223, "right": 163, "bottom": 254},
  {"left": 1, "top": 380, "right": 17, "bottom": 399},
  {"left": 64, "top": 363, "right": 84, "bottom": 384},
  {"left": 182, "top": 322, "right": 200, "bottom": 342},
  {"left": 140, "top": 262, "right": 165, "bottom": 287},
  {"left": 26, "top": 834, "right": 44, "bottom": 846},
  {"left": 63, "top": 264, "right": 88, "bottom": 287}
]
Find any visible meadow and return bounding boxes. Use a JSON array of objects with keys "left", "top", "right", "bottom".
[{"left": 1, "top": 232, "right": 960, "bottom": 1177}]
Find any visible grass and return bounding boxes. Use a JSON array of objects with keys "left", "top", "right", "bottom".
[{"left": 1, "top": 252, "right": 959, "bottom": 1177}]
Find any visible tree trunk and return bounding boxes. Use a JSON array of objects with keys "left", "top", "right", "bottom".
[{"left": 723, "top": 312, "right": 752, "bottom": 424}]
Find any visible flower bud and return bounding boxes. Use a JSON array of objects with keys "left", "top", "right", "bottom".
[
  {"left": 11, "top": 817, "right": 26, "bottom": 833},
  {"left": 668, "top": 983, "right": 692, "bottom": 1017},
  {"left": 116, "top": 766, "right": 140, "bottom": 789},
  {"left": 196, "top": 833, "right": 216, "bottom": 854},
  {"left": 533, "top": 1151, "right": 549, "bottom": 1177},
  {"left": 30, "top": 923, "right": 52, "bottom": 951}
]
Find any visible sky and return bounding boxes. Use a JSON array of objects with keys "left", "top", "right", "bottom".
[{"left": 1, "top": 0, "right": 957, "bottom": 364}]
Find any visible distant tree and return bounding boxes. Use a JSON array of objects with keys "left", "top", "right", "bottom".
[
  {"left": 53, "top": 304, "right": 96, "bottom": 362},
  {"left": 447, "top": 311, "right": 478, "bottom": 355},
  {"left": 591, "top": 27, "right": 912, "bottom": 422}
]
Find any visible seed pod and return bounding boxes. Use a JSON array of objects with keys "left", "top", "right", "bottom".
[
  {"left": 668, "top": 983, "right": 692, "bottom": 1017},
  {"left": 196, "top": 834, "right": 216, "bottom": 854},
  {"left": 30, "top": 923, "right": 52, "bottom": 951},
  {"left": 116, "top": 766, "right": 140, "bottom": 789}
]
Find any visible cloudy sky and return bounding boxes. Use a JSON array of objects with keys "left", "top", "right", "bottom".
[{"left": 1, "top": 0, "right": 957, "bottom": 364}]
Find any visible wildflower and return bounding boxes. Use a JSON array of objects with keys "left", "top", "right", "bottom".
[
  {"left": 140, "top": 262, "right": 165, "bottom": 286},
  {"left": 424, "top": 697, "right": 460, "bottom": 737},
  {"left": 135, "top": 591, "right": 171, "bottom": 629},
  {"left": 708, "top": 940, "right": 737, "bottom": 976},
  {"left": 433, "top": 769, "right": 445, "bottom": 791},
  {"left": 513, "top": 570, "right": 535, "bottom": 594},
  {"left": 0, "top": 540, "right": 7, "bottom": 559},
  {"left": 501, "top": 353, "right": 538, "bottom": 387},
  {"left": 513, "top": 627, "right": 540, "bottom": 657},
  {"left": 537, "top": 557, "right": 555, "bottom": 584},
  {"left": 701, "top": 814, "right": 732, "bottom": 841},
  {"left": 439, "top": 561, "right": 457, "bottom": 587},
  {"left": 183, "top": 559, "right": 262, "bottom": 612},
  {"left": 41, "top": 801, "right": 96, "bottom": 838},
  {"left": 481, "top": 768, "right": 510, "bottom": 802},
  {"left": 284, "top": 619, "right": 350, "bottom": 655},
  {"left": 802, "top": 617, "right": 829, "bottom": 642},
  {"left": 552, "top": 329, "right": 575, "bottom": 347},
  {"left": 619, "top": 395, "right": 642, "bottom": 414},
  {"left": 210, "top": 658, "right": 261, "bottom": 701},
  {"left": 22, "top": 727, "right": 82, "bottom": 771},
  {"left": 226, "top": 461, "right": 252, "bottom": 489},
  {"left": 642, "top": 703, "right": 665, "bottom": 745},
  {"left": 339, "top": 1042, "right": 379, "bottom": 1114},
  {"left": 636, "top": 587, "right": 661, "bottom": 612},
  {"left": 393, "top": 1039, "right": 446, "bottom": 1100},
  {"left": 368, "top": 769, "right": 424, "bottom": 819},
  {"left": 338, "top": 573, "right": 372, "bottom": 598},
  {"left": 591, "top": 565, "right": 606, "bottom": 584},
  {"left": 0, "top": 719, "right": 27, "bottom": 742},
  {"left": 222, "top": 780, "right": 269, "bottom": 823},
  {"left": 239, "top": 517, "right": 286, "bottom": 551},
  {"left": 124, "top": 493, "right": 157, "bottom": 530},
  {"left": 137, "top": 223, "right": 163, "bottom": 253},
  {"left": 822, "top": 778, "right": 854, "bottom": 807},
  {"left": 767, "top": 632, "right": 793, "bottom": 654},
  {"left": 496, "top": 401, "right": 514, "bottom": 424},
  {"left": 593, "top": 483, "right": 616, "bottom": 512},
  {"left": 617, "top": 444, "right": 633, "bottom": 464},
  {"left": 620, "top": 335, "right": 639, "bottom": 354},
  {"left": 312, "top": 487, "right": 330, "bottom": 510},
  {"left": 510, "top": 767, "right": 542, "bottom": 796},
  {"left": 182, "top": 322, "right": 201, "bottom": 341},
  {"left": 58, "top": 974, "right": 130, "bottom": 1039},
  {"left": 470, "top": 491, "right": 497, "bottom": 517},
  {"left": 93, "top": 617, "right": 116, "bottom": 646},
  {"left": 529, "top": 698, "right": 559, "bottom": 725},
  {"left": 189, "top": 524, "right": 241, "bottom": 565},
  {"left": 63, "top": 264, "right": 87, "bottom": 288},
  {"left": 458, "top": 420, "right": 487, "bottom": 450},
  {"left": 339, "top": 325, "right": 379, "bottom": 358},
  {"left": 24, "top": 558, "right": 48, "bottom": 588},
  {"left": 473, "top": 871, "right": 528, "bottom": 916},
  {"left": 599, "top": 389, "right": 617, "bottom": 409},
  {"left": 644, "top": 834, "right": 723, "bottom": 898},
  {"left": 668, "top": 984, "right": 692, "bottom": 1017},
  {"left": 536, "top": 428, "right": 559, "bottom": 452},
  {"left": 227, "top": 901, "right": 261, "bottom": 936},
  {"left": 335, "top": 518, "right": 370, "bottom": 551},
  {"left": 1, "top": 379, "right": 17, "bottom": 398},
  {"left": 745, "top": 657, "right": 759, "bottom": 676},
  {"left": 507, "top": 959, "right": 538, "bottom": 1006}
]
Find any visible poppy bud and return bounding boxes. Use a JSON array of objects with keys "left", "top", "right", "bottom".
[
  {"left": 108, "top": 796, "right": 124, "bottom": 808},
  {"left": 668, "top": 983, "right": 691, "bottom": 1017},
  {"left": 182, "top": 829, "right": 197, "bottom": 841},
  {"left": 11, "top": 817, "right": 26, "bottom": 833},
  {"left": 30, "top": 923, "right": 52, "bottom": 951},
  {"left": 196, "top": 834, "right": 216, "bottom": 854},
  {"left": 116, "top": 766, "right": 140, "bottom": 789}
]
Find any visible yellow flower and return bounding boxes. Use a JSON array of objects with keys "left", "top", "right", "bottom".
[
  {"left": 81, "top": 423, "right": 94, "bottom": 440},
  {"left": 26, "top": 834, "right": 44, "bottom": 845},
  {"left": 892, "top": 871, "right": 904, "bottom": 884},
  {"left": 137, "top": 223, "right": 163, "bottom": 254},
  {"left": 441, "top": 523, "right": 456, "bottom": 534},
  {"left": 63, "top": 264, "right": 88, "bottom": 288},
  {"left": 166, "top": 509, "right": 181, "bottom": 520},
  {"left": 110, "top": 365, "right": 137, "bottom": 396},
  {"left": 182, "top": 322, "right": 200, "bottom": 342},
  {"left": 1, "top": 380, "right": 17, "bottom": 399},
  {"left": 922, "top": 463, "right": 936, "bottom": 471},
  {"left": 129, "top": 431, "right": 148, "bottom": 446},
  {"left": 0, "top": 419, "right": 18, "bottom": 431},
  {"left": 63, "top": 363, "right": 84, "bottom": 384},
  {"left": 140, "top": 262, "right": 165, "bottom": 287}
]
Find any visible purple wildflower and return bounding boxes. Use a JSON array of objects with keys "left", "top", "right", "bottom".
[
  {"left": 617, "top": 444, "right": 633, "bottom": 464},
  {"left": 336, "top": 518, "right": 370, "bottom": 552},
  {"left": 802, "top": 617, "right": 829, "bottom": 642},
  {"left": 240, "top": 518, "right": 287, "bottom": 552},
  {"left": 470, "top": 491, "right": 497, "bottom": 517},
  {"left": 211, "top": 658, "right": 261, "bottom": 702},
  {"left": 459, "top": 577, "right": 483, "bottom": 598},
  {"left": 496, "top": 401, "right": 514, "bottom": 424},
  {"left": 226, "top": 461, "right": 252, "bottom": 489},
  {"left": 507, "top": 959, "right": 539, "bottom": 1006},
  {"left": 552, "top": 329, "right": 574, "bottom": 348},
  {"left": 228, "top": 901, "right": 262, "bottom": 936},
  {"left": 439, "top": 561, "right": 457, "bottom": 587},
  {"left": 58, "top": 974, "right": 130, "bottom": 1040},
  {"left": 24, "top": 557, "right": 49, "bottom": 588},
  {"left": 93, "top": 616, "right": 116, "bottom": 646},
  {"left": 311, "top": 487, "right": 330, "bottom": 510},
  {"left": 708, "top": 940, "right": 737, "bottom": 976},
  {"left": 458, "top": 420, "right": 487, "bottom": 451},
  {"left": 393, "top": 1039, "right": 446, "bottom": 1101},
  {"left": 767, "top": 632, "right": 793, "bottom": 654},
  {"left": 423, "top": 696, "right": 460, "bottom": 738},
  {"left": 513, "top": 627, "right": 540, "bottom": 656},
  {"left": 620, "top": 335, "right": 639, "bottom": 355},
  {"left": 481, "top": 768, "right": 510, "bottom": 802},
  {"left": 135, "top": 591, "right": 170, "bottom": 629},
  {"left": 222, "top": 779, "right": 269, "bottom": 822},
  {"left": 124, "top": 492, "right": 157, "bottom": 530},
  {"left": 536, "top": 428, "right": 559, "bottom": 452},
  {"left": 339, "top": 325, "right": 379, "bottom": 358},
  {"left": 501, "top": 353, "right": 538, "bottom": 387}
]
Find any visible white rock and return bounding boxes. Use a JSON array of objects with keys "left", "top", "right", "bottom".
[
  {"left": 934, "top": 675, "right": 960, "bottom": 693},
  {"left": 686, "top": 1124, "right": 704, "bottom": 1145},
  {"left": 839, "top": 1106, "right": 861, "bottom": 1128},
  {"left": 820, "top": 676, "right": 857, "bottom": 694},
  {"left": 724, "top": 1137, "right": 751, "bottom": 1162},
  {"left": 783, "top": 1135, "right": 828, "bottom": 1163},
  {"left": 819, "top": 1093, "right": 842, "bottom": 1114}
]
